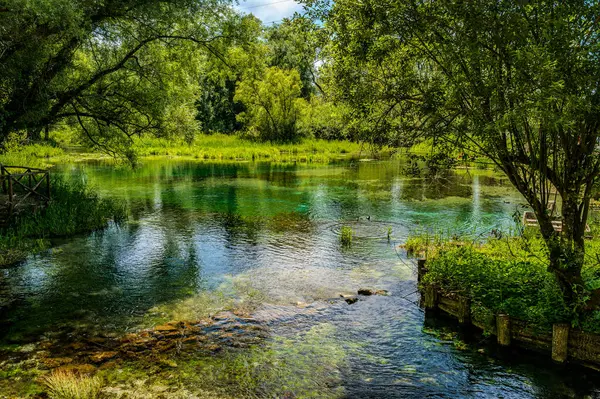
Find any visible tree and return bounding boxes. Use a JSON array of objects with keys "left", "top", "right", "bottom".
[
  {"left": 314, "top": 0, "right": 600, "bottom": 313},
  {"left": 265, "top": 17, "right": 326, "bottom": 99},
  {"left": 0, "top": 0, "right": 238, "bottom": 153},
  {"left": 234, "top": 67, "right": 307, "bottom": 142},
  {"left": 195, "top": 15, "right": 264, "bottom": 135}
]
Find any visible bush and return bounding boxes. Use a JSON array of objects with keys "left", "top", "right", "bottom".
[
  {"left": 423, "top": 246, "right": 571, "bottom": 329},
  {"left": 12, "top": 176, "right": 127, "bottom": 238}
]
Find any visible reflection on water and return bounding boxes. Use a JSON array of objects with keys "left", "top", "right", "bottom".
[{"left": 1, "top": 160, "right": 597, "bottom": 398}]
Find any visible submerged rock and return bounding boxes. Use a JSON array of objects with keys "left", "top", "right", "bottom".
[
  {"left": 56, "top": 363, "right": 97, "bottom": 375},
  {"left": 90, "top": 351, "right": 118, "bottom": 363},
  {"left": 11, "top": 313, "right": 269, "bottom": 378},
  {"left": 41, "top": 357, "right": 73, "bottom": 368},
  {"left": 154, "top": 323, "right": 179, "bottom": 332},
  {"left": 342, "top": 295, "right": 359, "bottom": 305},
  {"left": 358, "top": 288, "right": 389, "bottom": 296}
]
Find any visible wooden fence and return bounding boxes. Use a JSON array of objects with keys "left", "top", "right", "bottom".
[
  {"left": 0, "top": 164, "right": 51, "bottom": 224},
  {"left": 418, "top": 259, "right": 600, "bottom": 370}
]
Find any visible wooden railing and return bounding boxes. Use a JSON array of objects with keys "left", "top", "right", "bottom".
[{"left": 0, "top": 164, "right": 51, "bottom": 222}]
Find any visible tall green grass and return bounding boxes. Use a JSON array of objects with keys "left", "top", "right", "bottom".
[
  {"left": 133, "top": 134, "right": 376, "bottom": 163},
  {"left": 0, "top": 177, "right": 127, "bottom": 266},
  {"left": 0, "top": 143, "right": 67, "bottom": 169}
]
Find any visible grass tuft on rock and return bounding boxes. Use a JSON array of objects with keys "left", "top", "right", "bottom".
[{"left": 44, "top": 369, "right": 103, "bottom": 399}]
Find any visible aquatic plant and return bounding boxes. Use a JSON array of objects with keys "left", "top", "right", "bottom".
[
  {"left": 44, "top": 370, "right": 103, "bottom": 399},
  {"left": 387, "top": 226, "right": 393, "bottom": 242},
  {"left": 0, "top": 176, "right": 127, "bottom": 266},
  {"left": 340, "top": 226, "right": 353, "bottom": 246}
]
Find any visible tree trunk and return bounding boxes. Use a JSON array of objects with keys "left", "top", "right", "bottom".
[
  {"left": 27, "top": 127, "right": 42, "bottom": 142},
  {"left": 544, "top": 196, "right": 587, "bottom": 311}
]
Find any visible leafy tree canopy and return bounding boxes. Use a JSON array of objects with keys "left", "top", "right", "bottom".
[
  {"left": 234, "top": 66, "right": 307, "bottom": 142},
  {"left": 0, "top": 0, "right": 246, "bottom": 156}
]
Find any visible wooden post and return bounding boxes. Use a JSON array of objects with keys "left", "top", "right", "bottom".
[
  {"left": 424, "top": 285, "right": 438, "bottom": 310},
  {"left": 0, "top": 165, "right": 5, "bottom": 194},
  {"left": 417, "top": 259, "right": 427, "bottom": 283},
  {"left": 496, "top": 314, "right": 511, "bottom": 346},
  {"left": 552, "top": 324, "right": 570, "bottom": 363},
  {"left": 46, "top": 172, "right": 51, "bottom": 201},
  {"left": 457, "top": 296, "right": 471, "bottom": 324},
  {"left": 7, "top": 174, "right": 13, "bottom": 217}
]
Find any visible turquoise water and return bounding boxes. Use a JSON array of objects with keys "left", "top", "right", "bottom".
[{"left": 1, "top": 160, "right": 598, "bottom": 398}]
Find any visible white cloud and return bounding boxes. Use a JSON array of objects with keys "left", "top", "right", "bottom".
[{"left": 236, "top": 0, "right": 304, "bottom": 24}]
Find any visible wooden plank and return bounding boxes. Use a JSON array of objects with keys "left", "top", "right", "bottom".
[
  {"left": 1, "top": 165, "right": 47, "bottom": 171},
  {"left": 14, "top": 175, "right": 50, "bottom": 208}
]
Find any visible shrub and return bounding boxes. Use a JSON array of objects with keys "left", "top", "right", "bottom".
[
  {"left": 423, "top": 246, "right": 571, "bottom": 330},
  {"left": 12, "top": 176, "right": 127, "bottom": 238},
  {"left": 0, "top": 176, "right": 127, "bottom": 266}
]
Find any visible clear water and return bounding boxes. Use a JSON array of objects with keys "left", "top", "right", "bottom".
[{"left": 1, "top": 160, "right": 598, "bottom": 398}]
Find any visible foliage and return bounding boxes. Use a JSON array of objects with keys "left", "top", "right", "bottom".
[
  {"left": 44, "top": 370, "right": 103, "bottom": 399},
  {"left": 411, "top": 232, "right": 600, "bottom": 331},
  {"left": 297, "top": 98, "right": 350, "bottom": 140},
  {"left": 235, "top": 67, "right": 308, "bottom": 142},
  {"left": 0, "top": 134, "right": 66, "bottom": 168},
  {"left": 423, "top": 246, "right": 570, "bottom": 329},
  {"left": 0, "top": 0, "right": 241, "bottom": 152},
  {"left": 265, "top": 18, "right": 325, "bottom": 99},
  {"left": 195, "top": 15, "right": 264, "bottom": 135}
]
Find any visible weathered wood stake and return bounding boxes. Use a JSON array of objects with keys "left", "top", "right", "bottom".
[
  {"left": 496, "top": 314, "right": 511, "bottom": 346},
  {"left": 424, "top": 285, "right": 438, "bottom": 310},
  {"left": 552, "top": 324, "right": 570, "bottom": 363},
  {"left": 417, "top": 259, "right": 427, "bottom": 282},
  {"left": 1, "top": 165, "right": 5, "bottom": 194},
  {"left": 457, "top": 296, "right": 471, "bottom": 324},
  {"left": 46, "top": 172, "right": 51, "bottom": 201}
]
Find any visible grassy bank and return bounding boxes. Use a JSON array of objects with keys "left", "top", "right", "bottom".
[
  {"left": 0, "top": 143, "right": 70, "bottom": 169},
  {"left": 406, "top": 232, "right": 600, "bottom": 333},
  {"left": 0, "top": 134, "right": 385, "bottom": 169},
  {"left": 0, "top": 177, "right": 127, "bottom": 266},
  {"left": 133, "top": 134, "right": 377, "bottom": 163}
]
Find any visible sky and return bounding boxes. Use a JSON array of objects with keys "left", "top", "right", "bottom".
[{"left": 236, "top": 0, "right": 304, "bottom": 24}]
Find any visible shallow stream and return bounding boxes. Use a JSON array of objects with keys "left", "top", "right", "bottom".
[{"left": 1, "top": 160, "right": 599, "bottom": 398}]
